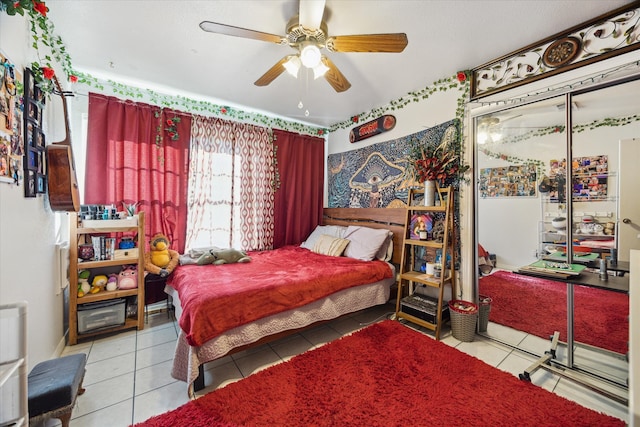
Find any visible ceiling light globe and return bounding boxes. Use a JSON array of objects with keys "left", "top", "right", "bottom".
[{"left": 300, "top": 44, "right": 322, "bottom": 68}]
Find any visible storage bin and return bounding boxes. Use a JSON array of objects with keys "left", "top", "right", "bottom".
[
  {"left": 448, "top": 300, "right": 478, "bottom": 342},
  {"left": 478, "top": 295, "right": 492, "bottom": 332},
  {"left": 77, "top": 299, "right": 126, "bottom": 334}
]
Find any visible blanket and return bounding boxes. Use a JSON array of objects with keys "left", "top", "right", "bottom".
[{"left": 168, "top": 246, "right": 393, "bottom": 346}]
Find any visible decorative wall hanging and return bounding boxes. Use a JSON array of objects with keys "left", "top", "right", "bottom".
[
  {"left": 349, "top": 115, "right": 396, "bottom": 143},
  {"left": 327, "top": 119, "right": 459, "bottom": 208},
  {"left": 478, "top": 165, "right": 537, "bottom": 198},
  {"left": 0, "top": 51, "right": 23, "bottom": 186},
  {"left": 471, "top": 3, "right": 640, "bottom": 99},
  {"left": 23, "top": 67, "right": 46, "bottom": 197}
]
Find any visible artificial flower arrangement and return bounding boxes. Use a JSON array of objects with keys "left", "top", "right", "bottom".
[
  {"left": 403, "top": 135, "right": 468, "bottom": 187},
  {"left": 2, "top": 0, "right": 78, "bottom": 94}
]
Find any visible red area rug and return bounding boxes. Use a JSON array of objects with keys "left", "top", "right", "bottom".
[
  {"left": 134, "top": 321, "right": 622, "bottom": 427},
  {"left": 479, "top": 270, "right": 628, "bottom": 354}
]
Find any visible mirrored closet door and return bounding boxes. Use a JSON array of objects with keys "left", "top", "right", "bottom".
[{"left": 474, "top": 75, "right": 640, "bottom": 386}]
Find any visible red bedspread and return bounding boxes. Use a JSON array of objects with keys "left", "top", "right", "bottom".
[{"left": 168, "top": 246, "right": 393, "bottom": 346}]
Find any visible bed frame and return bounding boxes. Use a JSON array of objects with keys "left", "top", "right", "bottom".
[{"left": 189, "top": 207, "right": 406, "bottom": 394}]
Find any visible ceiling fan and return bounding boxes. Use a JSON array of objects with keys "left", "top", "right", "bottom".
[{"left": 199, "top": 0, "right": 408, "bottom": 93}]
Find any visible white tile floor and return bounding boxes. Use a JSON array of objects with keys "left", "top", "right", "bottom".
[{"left": 36, "top": 301, "right": 628, "bottom": 426}]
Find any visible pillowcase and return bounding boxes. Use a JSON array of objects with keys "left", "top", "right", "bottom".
[
  {"left": 343, "top": 225, "right": 393, "bottom": 261},
  {"left": 375, "top": 231, "right": 394, "bottom": 262},
  {"left": 312, "top": 234, "right": 350, "bottom": 257},
  {"left": 301, "top": 225, "right": 347, "bottom": 250}
]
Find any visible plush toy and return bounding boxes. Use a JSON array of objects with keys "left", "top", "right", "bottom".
[
  {"left": 106, "top": 274, "right": 118, "bottom": 291},
  {"left": 144, "top": 233, "right": 180, "bottom": 278},
  {"left": 118, "top": 266, "right": 138, "bottom": 289},
  {"left": 86, "top": 274, "right": 108, "bottom": 294},
  {"left": 197, "top": 248, "right": 251, "bottom": 265}
]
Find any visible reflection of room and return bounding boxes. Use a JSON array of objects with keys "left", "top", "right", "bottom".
[{"left": 474, "top": 75, "right": 639, "bottom": 403}]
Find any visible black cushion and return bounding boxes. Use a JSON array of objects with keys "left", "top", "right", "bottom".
[{"left": 28, "top": 353, "right": 86, "bottom": 418}]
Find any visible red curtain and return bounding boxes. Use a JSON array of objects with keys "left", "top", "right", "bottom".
[
  {"left": 272, "top": 129, "right": 325, "bottom": 248},
  {"left": 85, "top": 93, "right": 191, "bottom": 252}
]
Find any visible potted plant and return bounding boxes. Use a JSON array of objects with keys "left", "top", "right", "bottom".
[{"left": 403, "top": 134, "right": 469, "bottom": 206}]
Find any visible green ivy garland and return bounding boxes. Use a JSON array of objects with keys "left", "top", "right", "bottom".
[
  {"left": 5, "top": 4, "right": 636, "bottom": 142},
  {"left": 330, "top": 71, "right": 470, "bottom": 132},
  {"left": 478, "top": 113, "right": 640, "bottom": 176}
]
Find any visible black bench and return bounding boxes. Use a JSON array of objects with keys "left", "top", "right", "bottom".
[{"left": 28, "top": 353, "right": 87, "bottom": 427}]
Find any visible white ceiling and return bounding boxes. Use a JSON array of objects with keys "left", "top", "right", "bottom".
[{"left": 47, "top": 0, "right": 634, "bottom": 128}]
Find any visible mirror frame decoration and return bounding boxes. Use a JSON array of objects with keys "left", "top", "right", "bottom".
[{"left": 470, "top": 2, "right": 640, "bottom": 99}]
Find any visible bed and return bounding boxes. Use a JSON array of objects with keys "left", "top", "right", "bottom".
[{"left": 166, "top": 207, "right": 406, "bottom": 394}]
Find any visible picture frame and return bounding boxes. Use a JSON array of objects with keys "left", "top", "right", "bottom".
[
  {"left": 24, "top": 169, "right": 36, "bottom": 197},
  {"left": 35, "top": 128, "right": 45, "bottom": 149},
  {"left": 36, "top": 173, "right": 46, "bottom": 194},
  {"left": 26, "top": 148, "right": 39, "bottom": 171},
  {"left": 22, "top": 67, "right": 46, "bottom": 198}
]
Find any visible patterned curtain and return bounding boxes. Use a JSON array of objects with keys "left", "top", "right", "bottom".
[
  {"left": 85, "top": 93, "right": 191, "bottom": 252},
  {"left": 185, "top": 115, "right": 275, "bottom": 251}
]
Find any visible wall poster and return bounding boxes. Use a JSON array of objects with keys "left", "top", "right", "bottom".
[
  {"left": 478, "top": 164, "right": 537, "bottom": 198},
  {"left": 548, "top": 155, "right": 608, "bottom": 202}
]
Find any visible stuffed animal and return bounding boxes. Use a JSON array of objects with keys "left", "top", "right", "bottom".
[
  {"left": 118, "top": 266, "right": 138, "bottom": 289},
  {"left": 144, "top": 233, "right": 180, "bottom": 278},
  {"left": 197, "top": 248, "right": 251, "bottom": 265},
  {"left": 106, "top": 274, "right": 118, "bottom": 291}
]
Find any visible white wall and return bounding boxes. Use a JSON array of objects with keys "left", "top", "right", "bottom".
[
  {"left": 327, "top": 88, "right": 475, "bottom": 299},
  {"left": 0, "top": 14, "right": 68, "bottom": 367}
]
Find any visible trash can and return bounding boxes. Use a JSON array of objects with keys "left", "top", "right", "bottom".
[
  {"left": 448, "top": 300, "right": 478, "bottom": 342},
  {"left": 478, "top": 295, "right": 492, "bottom": 332}
]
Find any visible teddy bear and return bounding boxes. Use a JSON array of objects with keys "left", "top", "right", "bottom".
[
  {"left": 144, "top": 233, "right": 180, "bottom": 278},
  {"left": 118, "top": 266, "right": 138, "bottom": 290},
  {"left": 196, "top": 248, "right": 251, "bottom": 265}
]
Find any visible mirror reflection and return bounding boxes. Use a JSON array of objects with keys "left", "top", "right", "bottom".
[{"left": 475, "top": 77, "right": 640, "bottom": 385}]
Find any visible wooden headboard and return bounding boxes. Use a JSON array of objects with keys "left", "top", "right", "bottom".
[{"left": 322, "top": 208, "right": 406, "bottom": 265}]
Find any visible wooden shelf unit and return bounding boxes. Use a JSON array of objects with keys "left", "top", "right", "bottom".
[
  {"left": 395, "top": 186, "right": 457, "bottom": 340},
  {"left": 68, "top": 212, "right": 145, "bottom": 345}
]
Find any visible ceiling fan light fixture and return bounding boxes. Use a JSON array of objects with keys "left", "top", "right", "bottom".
[
  {"left": 312, "top": 60, "right": 329, "bottom": 79},
  {"left": 300, "top": 43, "right": 322, "bottom": 68},
  {"left": 284, "top": 55, "right": 302, "bottom": 77}
]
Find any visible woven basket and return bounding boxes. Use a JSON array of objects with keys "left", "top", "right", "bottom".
[
  {"left": 478, "top": 295, "right": 493, "bottom": 333},
  {"left": 448, "top": 300, "right": 478, "bottom": 342}
]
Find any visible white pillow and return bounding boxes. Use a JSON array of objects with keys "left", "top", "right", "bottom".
[
  {"left": 343, "top": 225, "right": 392, "bottom": 261},
  {"left": 312, "top": 235, "right": 350, "bottom": 257},
  {"left": 375, "top": 231, "right": 394, "bottom": 261},
  {"left": 301, "top": 225, "right": 347, "bottom": 250}
]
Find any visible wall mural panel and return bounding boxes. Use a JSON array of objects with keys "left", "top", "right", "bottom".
[{"left": 327, "top": 119, "right": 458, "bottom": 208}]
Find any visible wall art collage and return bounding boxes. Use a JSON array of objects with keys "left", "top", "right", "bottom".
[
  {"left": 0, "top": 51, "right": 23, "bottom": 186},
  {"left": 23, "top": 67, "right": 47, "bottom": 197}
]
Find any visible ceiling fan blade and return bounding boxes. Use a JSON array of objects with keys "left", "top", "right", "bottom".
[
  {"left": 254, "top": 56, "right": 291, "bottom": 87},
  {"left": 200, "top": 21, "right": 285, "bottom": 44},
  {"left": 299, "top": 0, "right": 326, "bottom": 30},
  {"left": 327, "top": 33, "right": 408, "bottom": 53},
  {"left": 321, "top": 57, "right": 351, "bottom": 93}
]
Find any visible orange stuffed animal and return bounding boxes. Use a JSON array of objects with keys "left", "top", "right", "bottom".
[{"left": 144, "top": 233, "right": 179, "bottom": 278}]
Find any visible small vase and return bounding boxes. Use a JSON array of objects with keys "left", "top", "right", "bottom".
[{"left": 424, "top": 180, "right": 436, "bottom": 206}]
